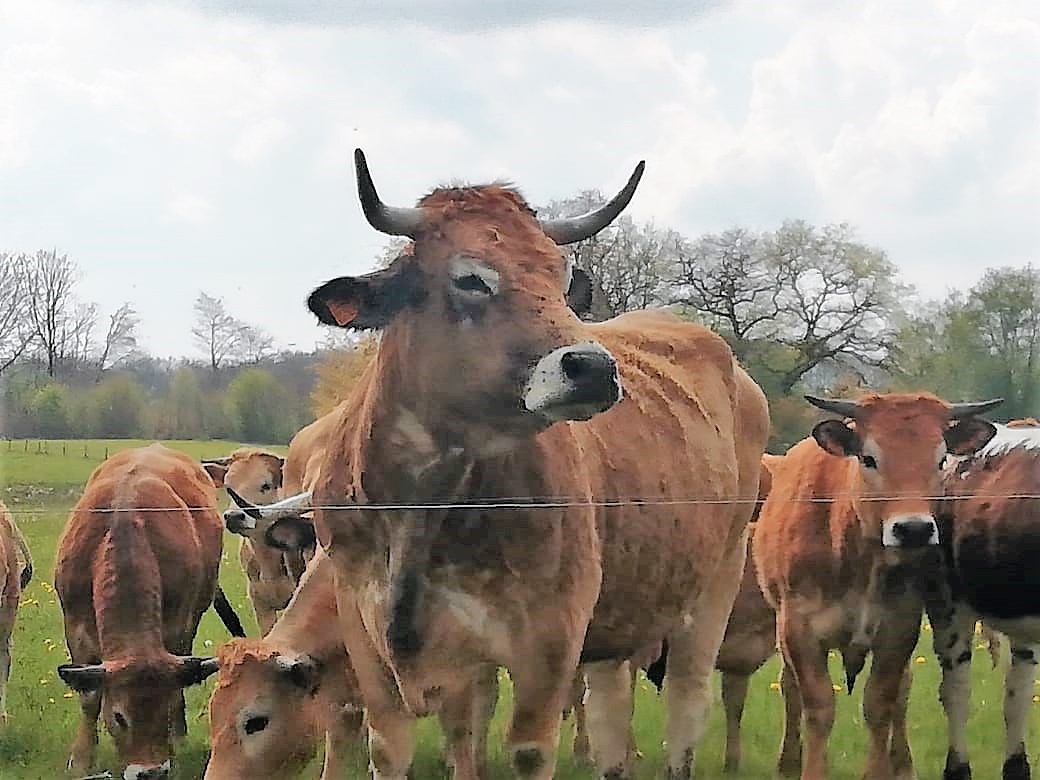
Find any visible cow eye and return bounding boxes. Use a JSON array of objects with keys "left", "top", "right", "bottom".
[
  {"left": 452, "top": 274, "right": 493, "bottom": 296},
  {"left": 113, "top": 711, "right": 129, "bottom": 730},
  {"left": 244, "top": 715, "right": 270, "bottom": 735},
  {"left": 260, "top": 483, "right": 272, "bottom": 493},
  {"left": 861, "top": 455, "right": 878, "bottom": 469}
]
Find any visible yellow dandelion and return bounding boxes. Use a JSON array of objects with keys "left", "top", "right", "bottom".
[
  {"left": 915, "top": 656, "right": 926, "bottom": 664},
  {"left": 64, "top": 692, "right": 74, "bottom": 699},
  {"left": 832, "top": 684, "right": 843, "bottom": 692},
  {"left": 39, "top": 678, "right": 48, "bottom": 685},
  {"left": 770, "top": 681, "right": 781, "bottom": 691},
  {"left": 48, "top": 698, "right": 55, "bottom": 705},
  {"left": 1034, "top": 695, "right": 1040, "bottom": 704},
  {"left": 923, "top": 623, "right": 932, "bottom": 632}
]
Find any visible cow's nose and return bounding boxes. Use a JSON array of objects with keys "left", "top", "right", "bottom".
[
  {"left": 560, "top": 348, "right": 617, "bottom": 386},
  {"left": 884, "top": 516, "right": 939, "bottom": 549}
]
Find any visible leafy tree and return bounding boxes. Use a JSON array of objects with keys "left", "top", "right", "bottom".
[
  {"left": 31, "top": 383, "right": 71, "bottom": 437},
  {"left": 225, "top": 368, "right": 294, "bottom": 443},
  {"left": 311, "top": 335, "right": 379, "bottom": 417},
  {"left": 88, "top": 374, "right": 148, "bottom": 438}
]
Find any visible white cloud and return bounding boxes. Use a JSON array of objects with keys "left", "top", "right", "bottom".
[{"left": 0, "top": 0, "right": 1037, "bottom": 357}]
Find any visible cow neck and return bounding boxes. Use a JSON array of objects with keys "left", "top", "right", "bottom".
[
  {"left": 249, "top": 536, "right": 291, "bottom": 583},
  {"left": 92, "top": 496, "right": 167, "bottom": 660},
  {"left": 266, "top": 555, "right": 340, "bottom": 662}
]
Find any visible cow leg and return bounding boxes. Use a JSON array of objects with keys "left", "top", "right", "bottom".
[
  {"left": 777, "top": 662, "right": 804, "bottom": 776},
  {"left": 932, "top": 604, "right": 976, "bottom": 780},
  {"left": 569, "top": 671, "right": 591, "bottom": 763},
  {"left": 721, "top": 670, "right": 750, "bottom": 773},
  {"left": 68, "top": 689, "right": 102, "bottom": 772},
  {"left": 1003, "top": 642, "right": 1037, "bottom": 780},
  {"left": 506, "top": 638, "right": 582, "bottom": 780},
  {"left": 251, "top": 586, "right": 278, "bottom": 637},
  {"left": 888, "top": 666, "right": 914, "bottom": 780},
  {"left": 778, "top": 603, "right": 832, "bottom": 780},
  {"left": 664, "top": 532, "right": 747, "bottom": 780},
  {"left": 367, "top": 708, "right": 416, "bottom": 780},
  {"left": 440, "top": 669, "right": 500, "bottom": 780},
  {"left": 320, "top": 707, "right": 365, "bottom": 780},
  {"left": 861, "top": 605, "right": 921, "bottom": 780},
  {"left": 584, "top": 659, "right": 634, "bottom": 778},
  {"left": 0, "top": 621, "right": 13, "bottom": 723}
]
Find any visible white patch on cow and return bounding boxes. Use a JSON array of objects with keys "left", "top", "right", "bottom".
[
  {"left": 449, "top": 256, "right": 499, "bottom": 296},
  {"left": 987, "top": 616, "right": 1040, "bottom": 645},
  {"left": 522, "top": 341, "right": 621, "bottom": 420},
  {"left": 124, "top": 760, "right": 171, "bottom": 779},
  {"left": 881, "top": 513, "right": 939, "bottom": 548},
  {"left": 433, "top": 584, "right": 511, "bottom": 658},
  {"left": 978, "top": 423, "right": 1040, "bottom": 458},
  {"left": 802, "top": 591, "right": 866, "bottom": 644}
]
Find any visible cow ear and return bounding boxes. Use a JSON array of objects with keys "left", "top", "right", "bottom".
[
  {"left": 307, "top": 257, "right": 425, "bottom": 330},
  {"left": 274, "top": 654, "right": 322, "bottom": 694},
  {"left": 58, "top": 663, "right": 107, "bottom": 693},
  {"left": 177, "top": 657, "right": 220, "bottom": 687},
  {"left": 203, "top": 462, "right": 228, "bottom": 488},
  {"left": 566, "top": 267, "right": 594, "bottom": 317},
  {"left": 812, "top": 420, "right": 862, "bottom": 457},
  {"left": 946, "top": 418, "right": 997, "bottom": 455},
  {"left": 264, "top": 517, "right": 317, "bottom": 552}
]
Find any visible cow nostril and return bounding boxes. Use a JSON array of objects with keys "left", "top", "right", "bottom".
[
  {"left": 892, "top": 520, "right": 936, "bottom": 547},
  {"left": 560, "top": 350, "right": 615, "bottom": 383}
]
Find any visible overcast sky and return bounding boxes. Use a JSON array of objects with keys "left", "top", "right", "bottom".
[{"left": 2, "top": 0, "right": 1038, "bottom": 358}]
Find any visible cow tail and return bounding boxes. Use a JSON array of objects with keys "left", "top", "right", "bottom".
[
  {"left": 644, "top": 639, "right": 668, "bottom": 691},
  {"left": 213, "top": 586, "right": 247, "bottom": 638},
  {"left": 13, "top": 521, "right": 33, "bottom": 591}
]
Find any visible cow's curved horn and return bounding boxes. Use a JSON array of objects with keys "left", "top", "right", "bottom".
[
  {"left": 805, "top": 395, "right": 862, "bottom": 419},
  {"left": 948, "top": 398, "right": 1004, "bottom": 419},
  {"left": 201, "top": 456, "right": 232, "bottom": 466},
  {"left": 539, "top": 161, "right": 646, "bottom": 245},
  {"left": 355, "top": 149, "right": 425, "bottom": 238}
]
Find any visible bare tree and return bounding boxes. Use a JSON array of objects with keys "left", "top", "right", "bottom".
[
  {"left": 671, "top": 221, "right": 905, "bottom": 393},
  {"left": 192, "top": 292, "right": 242, "bottom": 373},
  {"left": 0, "top": 253, "right": 34, "bottom": 375},
  {"left": 95, "top": 303, "right": 140, "bottom": 381},
  {"left": 23, "top": 249, "right": 95, "bottom": 377},
  {"left": 237, "top": 323, "right": 275, "bottom": 365}
]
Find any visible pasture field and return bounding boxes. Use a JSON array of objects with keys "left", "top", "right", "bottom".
[{"left": 0, "top": 439, "right": 1033, "bottom": 778}]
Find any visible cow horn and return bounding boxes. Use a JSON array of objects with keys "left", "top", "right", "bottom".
[
  {"left": 805, "top": 395, "right": 862, "bottom": 419},
  {"left": 201, "top": 456, "right": 232, "bottom": 466},
  {"left": 538, "top": 160, "right": 646, "bottom": 245},
  {"left": 948, "top": 398, "right": 1004, "bottom": 419},
  {"left": 355, "top": 149, "right": 425, "bottom": 238},
  {"left": 226, "top": 487, "right": 262, "bottom": 520}
]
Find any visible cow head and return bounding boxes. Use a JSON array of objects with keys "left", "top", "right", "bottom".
[
  {"left": 806, "top": 393, "right": 1001, "bottom": 551},
  {"left": 307, "top": 149, "right": 643, "bottom": 455},
  {"left": 204, "top": 641, "right": 327, "bottom": 780},
  {"left": 57, "top": 653, "right": 219, "bottom": 777},
  {"left": 202, "top": 449, "right": 285, "bottom": 505}
]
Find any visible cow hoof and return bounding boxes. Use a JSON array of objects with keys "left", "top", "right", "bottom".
[
  {"left": 1004, "top": 753, "right": 1031, "bottom": 780},
  {"left": 944, "top": 756, "right": 971, "bottom": 780},
  {"left": 777, "top": 755, "right": 802, "bottom": 776}
]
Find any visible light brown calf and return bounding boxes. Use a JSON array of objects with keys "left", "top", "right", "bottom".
[
  {"left": 754, "top": 393, "right": 999, "bottom": 780},
  {"left": 206, "top": 547, "right": 365, "bottom": 780},
  {"left": 55, "top": 444, "right": 226, "bottom": 779},
  {"left": 0, "top": 500, "right": 32, "bottom": 724}
]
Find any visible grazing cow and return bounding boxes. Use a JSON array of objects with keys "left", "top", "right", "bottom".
[
  {"left": 205, "top": 547, "right": 365, "bottom": 780},
  {"left": 931, "top": 420, "right": 1040, "bottom": 780},
  {"left": 753, "top": 393, "right": 1000, "bottom": 780},
  {"left": 203, "top": 408, "right": 337, "bottom": 634},
  {"left": 0, "top": 500, "right": 33, "bottom": 723},
  {"left": 55, "top": 444, "right": 234, "bottom": 778},
  {"left": 299, "top": 149, "right": 769, "bottom": 780}
]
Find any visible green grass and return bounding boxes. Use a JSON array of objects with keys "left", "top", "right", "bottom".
[{"left": 0, "top": 439, "right": 1035, "bottom": 778}]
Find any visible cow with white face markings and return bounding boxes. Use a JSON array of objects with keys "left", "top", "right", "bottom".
[
  {"left": 297, "top": 148, "right": 770, "bottom": 780},
  {"left": 930, "top": 419, "right": 1040, "bottom": 780}
]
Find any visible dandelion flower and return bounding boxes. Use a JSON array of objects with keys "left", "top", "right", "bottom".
[
  {"left": 832, "top": 684, "right": 843, "bottom": 692},
  {"left": 915, "top": 657, "right": 926, "bottom": 664},
  {"left": 769, "top": 682, "right": 781, "bottom": 691}
]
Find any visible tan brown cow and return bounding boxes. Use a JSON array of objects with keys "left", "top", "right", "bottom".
[
  {"left": 55, "top": 444, "right": 229, "bottom": 779},
  {"left": 205, "top": 547, "right": 365, "bottom": 780},
  {"left": 0, "top": 500, "right": 33, "bottom": 724},
  {"left": 204, "top": 406, "right": 340, "bottom": 634},
  {"left": 930, "top": 420, "right": 1040, "bottom": 780},
  {"left": 298, "top": 149, "right": 770, "bottom": 780},
  {"left": 753, "top": 392, "right": 1000, "bottom": 780}
]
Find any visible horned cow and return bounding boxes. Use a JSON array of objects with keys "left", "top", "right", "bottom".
[
  {"left": 55, "top": 443, "right": 236, "bottom": 779},
  {"left": 753, "top": 393, "right": 999, "bottom": 780},
  {"left": 299, "top": 149, "right": 769, "bottom": 780}
]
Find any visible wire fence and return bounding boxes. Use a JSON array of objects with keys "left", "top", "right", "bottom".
[{"left": 3, "top": 438, "right": 111, "bottom": 459}]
